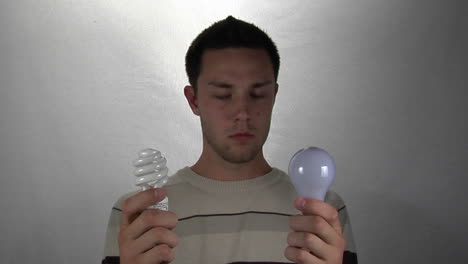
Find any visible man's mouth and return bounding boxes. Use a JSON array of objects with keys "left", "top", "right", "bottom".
[{"left": 229, "top": 132, "right": 254, "bottom": 141}]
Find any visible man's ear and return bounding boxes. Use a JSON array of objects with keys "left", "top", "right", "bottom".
[
  {"left": 184, "top": 85, "right": 200, "bottom": 116},
  {"left": 273, "top": 83, "right": 279, "bottom": 104}
]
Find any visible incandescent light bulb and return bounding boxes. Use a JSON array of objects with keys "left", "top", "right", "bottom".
[{"left": 288, "top": 147, "right": 336, "bottom": 201}]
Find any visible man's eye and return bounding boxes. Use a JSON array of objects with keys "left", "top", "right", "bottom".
[
  {"left": 251, "top": 94, "right": 265, "bottom": 99},
  {"left": 215, "top": 95, "right": 231, "bottom": 100}
]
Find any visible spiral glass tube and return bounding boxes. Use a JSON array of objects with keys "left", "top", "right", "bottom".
[{"left": 133, "top": 148, "right": 170, "bottom": 210}]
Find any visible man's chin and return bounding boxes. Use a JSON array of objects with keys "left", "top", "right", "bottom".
[
  {"left": 219, "top": 148, "right": 261, "bottom": 164},
  {"left": 223, "top": 156, "right": 254, "bottom": 164}
]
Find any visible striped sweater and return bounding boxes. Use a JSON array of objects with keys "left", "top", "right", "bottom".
[{"left": 103, "top": 167, "right": 358, "bottom": 263}]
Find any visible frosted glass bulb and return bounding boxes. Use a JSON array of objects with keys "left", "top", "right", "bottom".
[
  {"left": 288, "top": 147, "right": 336, "bottom": 201},
  {"left": 133, "top": 148, "right": 170, "bottom": 210}
]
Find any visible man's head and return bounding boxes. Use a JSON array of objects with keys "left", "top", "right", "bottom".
[
  {"left": 185, "top": 16, "right": 280, "bottom": 93},
  {"left": 184, "top": 16, "right": 280, "bottom": 165}
]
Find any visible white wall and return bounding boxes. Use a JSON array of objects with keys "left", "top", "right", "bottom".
[{"left": 1, "top": 0, "right": 467, "bottom": 263}]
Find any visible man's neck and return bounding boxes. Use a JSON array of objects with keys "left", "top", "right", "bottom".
[{"left": 190, "top": 149, "right": 272, "bottom": 181}]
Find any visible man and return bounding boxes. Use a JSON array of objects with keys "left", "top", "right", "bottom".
[{"left": 103, "top": 16, "right": 358, "bottom": 264}]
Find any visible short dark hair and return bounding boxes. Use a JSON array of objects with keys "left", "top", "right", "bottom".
[{"left": 185, "top": 16, "right": 280, "bottom": 92}]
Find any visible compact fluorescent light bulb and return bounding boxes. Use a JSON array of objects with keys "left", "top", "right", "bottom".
[
  {"left": 133, "top": 148, "right": 169, "bottom": 210},
  {"left": 288, "top": 147, "right": 335, "bottom": 201}
]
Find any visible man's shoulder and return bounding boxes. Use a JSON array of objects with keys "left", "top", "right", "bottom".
[
  {"left": 325, "top": 189, "right": 346, "bottom": 211},
  {"left": 165, "top": 166, "right": 190, "bottom": 186}
]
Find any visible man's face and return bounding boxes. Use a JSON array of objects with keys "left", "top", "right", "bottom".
[{"left": 186, "top": 48, "right": 278, "bottom": 164}]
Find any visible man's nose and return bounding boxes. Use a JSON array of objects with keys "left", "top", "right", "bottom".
[{"left": 232, "top": 97, "right": 251, "bottom": 121}]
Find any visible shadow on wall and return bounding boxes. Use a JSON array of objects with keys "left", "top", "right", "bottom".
[{"left": 354, "top": 189, "right": 462, "bottom": 263}]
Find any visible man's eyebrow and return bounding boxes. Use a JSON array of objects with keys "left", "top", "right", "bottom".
[
  {"left": 251, "top": 80, "right": 273, "bottom": 88},
  {"left": 207, "top": 80, "right": 273, "bottom": 89},
  {"left": 207, "top": 81, "right": 232, "bottom": 88}
]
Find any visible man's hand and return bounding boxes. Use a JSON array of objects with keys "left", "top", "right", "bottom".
[
  {"left": 119, "top": 188, "right": 179, "bottom": 264},
  {"left": 285, "top": 197, "right": 345, "bottom": 264}
]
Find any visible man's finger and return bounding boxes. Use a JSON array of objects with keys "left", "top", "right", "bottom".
[
  {"left": 289, "top": 214, "right": 340, "bottom": 246},
  {"left": 287, "top": 231, "right": 328, "bottom": 260},
  {"left": 294, "top": 197, "right": 342, "bottom": 235},
  {"left": 284, "top": 246, "right": 323, "bottom": 264},
  {"left": 131, "top": 226, "right": 179, "bottom": 254},
  {"left": 139, "top": 244, "right": 175, "bottom": 264},
  {"left": 120, "top": 188, "right": 167, "bottom": 227},
  {"left": 125, "top": 209, "right": 178, "bottom": 241}
]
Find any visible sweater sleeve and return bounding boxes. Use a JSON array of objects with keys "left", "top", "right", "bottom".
[
  {"left": 339, "top": 205, "right": 358, "bottom": 264},
  {"left": 326, "top": 190, "right": 358, "bottom": 264},
  {"left": 102, "top": 207, "right": 121, "bottom": 262},
  {"left": 102, "top": 192, "right": 137, "bottom": 264}
]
